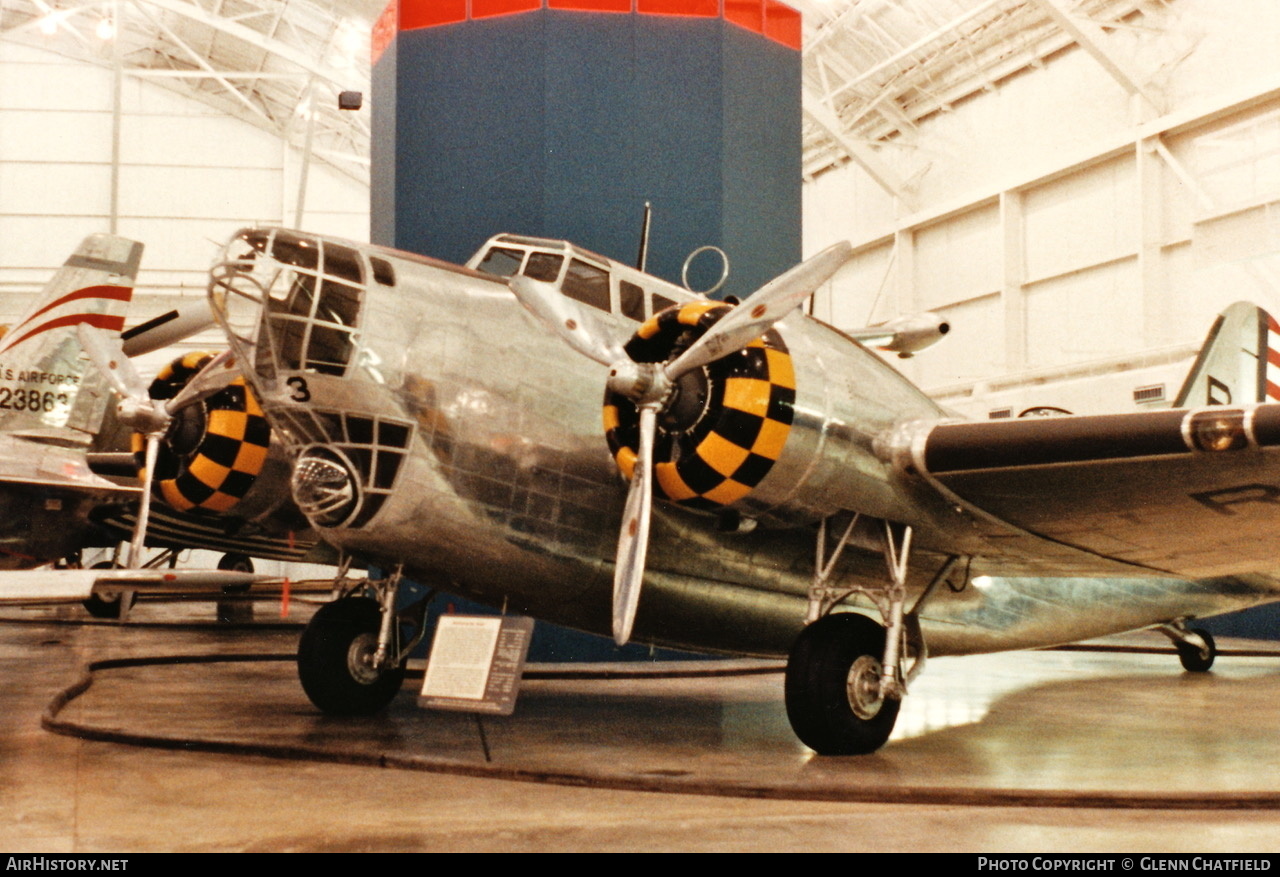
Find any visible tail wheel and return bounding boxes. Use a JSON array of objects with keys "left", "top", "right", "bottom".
[
  {"left": 1176, "top": 627, "right": 1216, "bottom": 673},
  {"left": 297, "top": 597, "right": 406, "bottom": 715},
  {"left": 785, "top": 613, "right": 901, "bottom": 755},
  {"left": 131, "top": 351, "right": 270, "bottom": 515}
]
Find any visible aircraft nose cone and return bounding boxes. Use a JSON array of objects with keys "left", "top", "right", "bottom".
[{"left": 291, "top": 447, "right": 359, "bottom": 527}]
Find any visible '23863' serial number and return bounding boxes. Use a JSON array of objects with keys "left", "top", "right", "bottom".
[{"left": 0, "top": 387, "right": 69, "bottom": 411}]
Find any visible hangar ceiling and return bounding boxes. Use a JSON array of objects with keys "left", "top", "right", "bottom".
[
  {"left": 0, "top": 0, "right": 375, "bottom": 182},
  {"left": 0, "top": 0, "right": 1173, "bottom": 186}
]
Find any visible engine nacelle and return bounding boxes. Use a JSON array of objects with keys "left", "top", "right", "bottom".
[
  {"left": 847, "top": 312, "right": 950, "bottom": 358},
  {"left": 604, "top": 303, "right": 949, "bottom": 529},
  {"left": 132, "top": 352, "right": 272, "bottom": 515}
]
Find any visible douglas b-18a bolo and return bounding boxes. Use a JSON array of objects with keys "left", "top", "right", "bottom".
[{"left": 147, "top": 225, "right": 1280, "bottom": 755}]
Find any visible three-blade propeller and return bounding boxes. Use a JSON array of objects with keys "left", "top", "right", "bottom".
[
  {"left": 509, "top": 241, "right": 853, "bottom": 645},
  {"left": 77, "top": 325, "right": 240, "bottom": 567}
]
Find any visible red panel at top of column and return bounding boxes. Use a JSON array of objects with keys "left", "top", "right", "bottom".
[
  {"left": 763, "top": 0, "right": 800, "bottom": 49},
  {"left": 401, "top": 0, "right": 467, "bottom": 30},
  {"left": 472, "top": 0, "right": 541, "bottom": 20},
  {"left": 387, "top": 0, "right": 800, "bottom": 51},
  {"left": 549, "top": 0, "right": 632, "bottom": 12},
  {"left": 635, "top": 0, "right": 718, "bottom": 17}
]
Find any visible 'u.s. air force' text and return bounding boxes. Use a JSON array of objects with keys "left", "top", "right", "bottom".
[{"left": 6, "top": 859, "right": 127, "bottom": 871}]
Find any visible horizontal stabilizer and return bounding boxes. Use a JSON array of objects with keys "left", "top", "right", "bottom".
[{"left": 0, "top": 567, "right": 271, "bottom": 605}]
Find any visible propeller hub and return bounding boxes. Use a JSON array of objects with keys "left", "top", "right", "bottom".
[
  {"left": 117, "top": 396, "right": 169, "bottom": 435},
  {"left": 164, "top": 403, "right": 207, "bottom": 457},
  {"left": 606, "top": 359, "right": 671, "bottom": 406}
]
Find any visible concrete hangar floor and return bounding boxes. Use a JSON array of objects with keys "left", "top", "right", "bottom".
[{"left": 4, "top": 598, "right": 1280, "bottom": 853}]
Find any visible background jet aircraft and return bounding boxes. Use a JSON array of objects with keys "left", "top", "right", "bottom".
[
  {"left": 0, "top": 235, "right": 329, "bottom": 615},
  {"left": 190, "top": 226, "right": 1280, "bottom": 755}
]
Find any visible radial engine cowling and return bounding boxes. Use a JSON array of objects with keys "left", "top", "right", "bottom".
[
  {"left": 132, "top": 352, "right": 271, "bottom": 514},
  {"left": 604, "top": 301, "right": 796, "bottom": 513}
]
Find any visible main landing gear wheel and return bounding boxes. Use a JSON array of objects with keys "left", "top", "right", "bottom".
[
  {"left": 1176, "top": 627, "right": 1216, "bottom": 673},
  {"left": 82, "top": 561, "right": 136, "bottom": 619},
  {"left": 785, "top": 612, "right": 901, "bottom": 755},
  {"left": 298, "top": 597, "right": 406, "bottom": 715}
]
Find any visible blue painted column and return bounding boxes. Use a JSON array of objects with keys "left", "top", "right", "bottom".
[{"left": 371, "top": 0, "right": 802, "bottom": 299}]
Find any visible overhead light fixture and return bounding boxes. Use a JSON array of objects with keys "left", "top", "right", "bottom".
[
  {"left": 96, "top": 17, "right": 115, "bottom": 39},
  {"left": 38, "top": 14, "right": 57, "bottom": 34}
]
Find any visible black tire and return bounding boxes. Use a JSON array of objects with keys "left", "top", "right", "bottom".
[
  {"left": 217, "top": 553, "right": 254, "bottom": 595},
  {"left": 785, "top": 612, "right": 901, "bottom": 755},
  {"left": 82, "top": 561, "right": 136, "bottom": 619},
  {"left": 1176, "top": 627, "right": 1216, "bottom": 673},
  {"left": 298, "top": 597, "right": 405, "bottom": 715}
]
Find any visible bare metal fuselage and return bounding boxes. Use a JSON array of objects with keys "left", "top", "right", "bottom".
[{"left": 210, "top": 230, "right": 1280, "bottom": 658}]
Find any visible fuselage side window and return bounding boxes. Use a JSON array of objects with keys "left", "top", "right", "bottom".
[
  {"left": 476, "top": 247, "right": 525, "bottom": 277},
  {"left": 370, "top": 257, "right": 396, "bottom": 286},
  {"left": 652, "top": 293, "right": 677, "bottom": 315},
  {"left": 523, "top": 252, "right": 564, "bottom": 282},
  {"left": 619, "top": 281, "right": 645, "bottom": 322},
  {"left": 563, "top": 259, "right": 610, "bottom": 313}
]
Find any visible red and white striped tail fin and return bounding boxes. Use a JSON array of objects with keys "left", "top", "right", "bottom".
[
  {"left": 1175, "top": 302, "right": 1280, "bottom": 408},
  {"left": 0, "top": 234, "right": 142, "bottom": 432},
  {"left": 1264, "top": 311, "right": 1280, "bottom": 403}
]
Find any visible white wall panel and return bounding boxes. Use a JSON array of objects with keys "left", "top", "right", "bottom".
[
  {"left": 116, "top": 164, "right": 283, "bottom": 220},
  {"left": 914, "top": 205, "right": 999, "bottom": 310},
  {"left": 1022, "top": 157, "right": 1137, "bottom": 284},
  {"left": 1025, "top": 259, "right": 1141, "bottom": 369},
  {"left": 0, "top": 60, "right": 111, "bottom": 111},
  {"left": 0, "top": 216, "right": 110, "bottom": 269},
  {"left": 122, "top": 114, "right": 283, "bottom": 168},
  {"left": 0, "top": 111, "right": 112, "bottom": 163},
  {"left": 0, "top": 161, "right": 110, "bottom": 214},
  {"left": 821, "top": 242, "right": 892, "bottom": 329},
  {"left": 911, "top": 293, "right": 1002, "bottom": 388}
]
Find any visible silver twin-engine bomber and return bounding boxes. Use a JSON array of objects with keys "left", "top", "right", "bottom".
[{"left": 202, "top": 227, "right": 1280, "bottom": 754}]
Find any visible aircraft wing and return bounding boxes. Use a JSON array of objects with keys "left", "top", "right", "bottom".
[
  {"left": 916, "top": 404, "right": 1280, "bottom": 578},
  {"left": 0, "top": 567, "right": 270, "bottom": 604}
]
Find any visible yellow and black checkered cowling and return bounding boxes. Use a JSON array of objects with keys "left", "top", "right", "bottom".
[
  {"left": 604, "top": 301, "right": 795, "bottom": 513},
  {"left": 132, "top": 352, "right": 271, "bottom": 514}
]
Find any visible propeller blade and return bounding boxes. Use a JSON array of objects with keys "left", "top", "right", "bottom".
[
  {"left": 612, "top": 403, "right": 657, "bottom": 646},
  {"left": 508, "top": 275, "right": 629, "bottom": 367},
  {"left": 77, "top": 324, "right": 150, "bottom": 401},
  {"left": 664, "top": 241, "right": 853, "bottom": 379},
  {"left": 126, "top": 432, "right": 160, "bottom": 569},
  {"left": 164, "top": 350, "right": 239, "bottom": 414}
]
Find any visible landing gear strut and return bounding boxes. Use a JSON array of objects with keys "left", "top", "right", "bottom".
[
  {"left": 785, "top": 515, "right": 958, "bottom": 755},
  {"left": 297, "top": 564, "right": 433, "bottom": 715}
]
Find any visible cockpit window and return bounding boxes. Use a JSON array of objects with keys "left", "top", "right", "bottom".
[
  {"left": 563, "top": 259, "right": 610, "bottom": 312},
  {"left": 523, "top": 252, "right": 564, "bottom": 282},
  {"left": 272, "top": 231, "right": 319, "bottom": 271},
  {"left": 620, "top": 281, "right": 645, "bottom": 321},
  {"left": 324, "top": 244, "right": 364, "bottom": 284},
  {"left": 476, "top": 247, "right": 524, "bottom": 277},
  {"left": 262, "top": 236, "right": 364, "bottom": 377}
]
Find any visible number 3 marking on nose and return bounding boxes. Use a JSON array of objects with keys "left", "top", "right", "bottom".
[{"left": 287, "top": 376, "right": 311, "bottom": 402}]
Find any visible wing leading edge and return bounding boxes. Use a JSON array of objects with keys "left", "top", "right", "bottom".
[{"left": 915, "top": 404, "right": 1280, "bottom": 578}]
